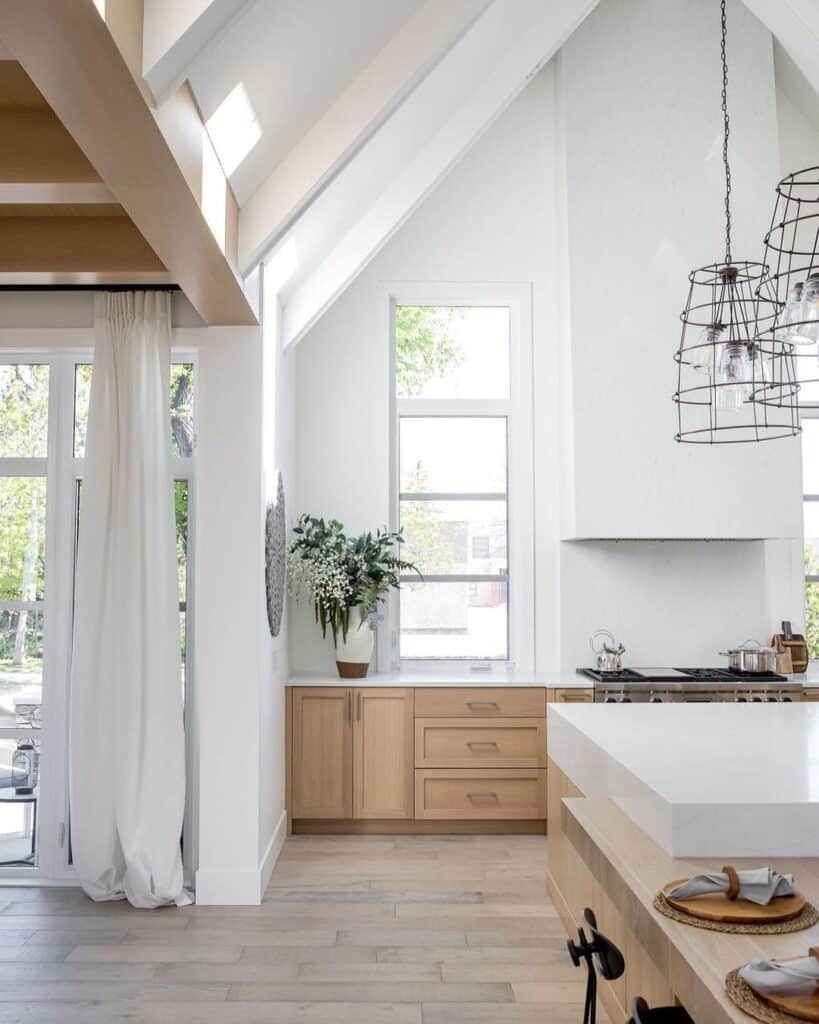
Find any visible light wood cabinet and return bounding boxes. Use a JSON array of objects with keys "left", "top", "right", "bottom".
[
  {"left": 288, "top": 685, "right": 548, "bottom": 831},
  {"left": 550, "top": 687, "right": 594, "bottom": 703},
  {"left": 415, "top": 687, "right": 544, "bottom": 717},
  {"left": 291, "top": 687, "right": 414, "bottom": 821},
  {"left": 416, "top": 768, "right": 546, "bottom": 820},
  {"left": 415, "top": 717, "right": 545, "bottom": 769},
  {"left": 354, "top": 688, "right": 414, "bottom": 819},
  {"left": 802, "top": 688, "right": 819, "bottom": 702},
  {"left": 291, "top": 687, "right": 352, "bottom": 819}
]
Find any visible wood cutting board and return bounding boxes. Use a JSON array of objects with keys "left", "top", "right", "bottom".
[
  {"left": 745, "top": 956, "right": 819, "bottom": 1023},
  {"left": 663, "top": 879, "right": 806, "bottom": 924}
]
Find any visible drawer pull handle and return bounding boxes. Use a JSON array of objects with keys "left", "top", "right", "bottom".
[
  {"left": 466, "top": 791, "right": 498, "bottom": 800},
  {"left": 467, "top": 701, "right": 498, "bottom": 709},
  {"left": 467, "top": 741, "right": 498, "bottom": 748}
]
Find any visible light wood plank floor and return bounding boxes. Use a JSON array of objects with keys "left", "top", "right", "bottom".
[{"left": 0, "top": 835, "right": 604, "bottom": 1023}]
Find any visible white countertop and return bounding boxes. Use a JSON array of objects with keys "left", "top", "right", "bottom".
[
  {"left": 288, "top": 669, "right": 592, "bottom": 688},
  {"left": 548, "top": 702, "right": 819, "bottom": 857}
]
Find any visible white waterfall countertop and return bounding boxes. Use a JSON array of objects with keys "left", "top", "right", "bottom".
[{"left": 548, "top": 701, "right": 819, "bottom": 858}]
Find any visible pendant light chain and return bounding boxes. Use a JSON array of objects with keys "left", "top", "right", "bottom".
[{"left": 720, "top": 0, "right": 732, "bottom": 264}]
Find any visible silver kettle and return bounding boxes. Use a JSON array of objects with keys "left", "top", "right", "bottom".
[{"left": 590, "top": 629, "right": 626, "bottom": 672}]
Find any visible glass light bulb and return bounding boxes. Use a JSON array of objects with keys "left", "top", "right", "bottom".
[
  {"left": 716, "top": 340, "right": 752, "bottom": 412},
  {"left": 782, "top": 282, "right": 810, "bottom": 344},
  {"left": 802, "top": 274, "right": 819, "bottom": 346},
  {"left": 692, "top": 323, "right": 724, "bottom": 375}
]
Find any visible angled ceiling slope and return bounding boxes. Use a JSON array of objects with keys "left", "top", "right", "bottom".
[
  {"left": 235, "top": 0, "right": 492, "bottom": 270},
  {"left": 268, "top": 0, "right": 600, "bottom": 349},
  {"left": 742, "top": 0, "right": 819, "bottom": 102}
]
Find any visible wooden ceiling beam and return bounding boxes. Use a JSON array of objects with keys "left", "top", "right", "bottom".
[
  {"left": 0, "top": 111, "right": 101, "bottom": 183},
  {"left": 0, "top": 214, "right": 166, "bottom": 272},
  {"left": 0, "top": 2, "right": 256, "bottom": 325}
]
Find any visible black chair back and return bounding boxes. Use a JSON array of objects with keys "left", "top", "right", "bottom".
[{"left": 582, "top": 908, "right": 625, "bottom": 981}]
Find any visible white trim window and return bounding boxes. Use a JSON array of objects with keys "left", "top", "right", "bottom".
[
  {"left": 388, "top": 284, "right": 534, "bottom": 670},
  {"left": 0, "top": 351, "right": 196, "bottom": 881},
  {"left": 802, "top": 410, "right": 819, "bottom": 660}
]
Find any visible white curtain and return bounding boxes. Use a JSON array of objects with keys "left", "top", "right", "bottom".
[{"left": 69, "top": 291, "right": 190, "bottom": 908}]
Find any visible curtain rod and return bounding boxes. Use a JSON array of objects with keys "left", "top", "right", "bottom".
[{"left": 0, "top": 285, "right": 181, "bottom": 293}]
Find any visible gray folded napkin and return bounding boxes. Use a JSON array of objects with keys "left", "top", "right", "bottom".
[
  {"left": 667, "top": 867, "right": 795, "bottom": 906},
  {"left": 740, "top": 955, "right": 819, "bottom": 993}
]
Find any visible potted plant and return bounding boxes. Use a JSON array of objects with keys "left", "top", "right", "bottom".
[{"left": 287, "top": 515, "right": 420, "bottom": 677}]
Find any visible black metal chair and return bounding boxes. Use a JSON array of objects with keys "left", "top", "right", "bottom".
[
  {"left": 628, "top": 996, "right": 694, "bottom": 1024},
  {"left": 567, "top": 908, "right": 625, "bottom": 1024},
  {"left": 567, "top": 908, "right": 694, "bottom": 1024}
]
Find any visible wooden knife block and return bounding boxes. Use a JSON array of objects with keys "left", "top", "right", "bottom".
[{"left": 771, "top": 633, "right": 809, "bottom": 674}]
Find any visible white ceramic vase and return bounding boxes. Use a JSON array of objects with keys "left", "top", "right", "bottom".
[{"left": 334, "top": 608, "right": 374, "bottom": 678}]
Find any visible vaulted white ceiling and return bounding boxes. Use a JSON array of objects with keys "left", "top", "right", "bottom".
[
  {"left": 141, "top": 0, "right": 819, "bottom": 345},
  {"left": 185, "top": 0, "right": 425, "bottom": 204}
]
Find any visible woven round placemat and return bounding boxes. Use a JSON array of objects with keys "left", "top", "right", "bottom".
[
  {"left": 654, "top": 892, "right": 819, "bottom": 934},
  {"left": 725, "top": 967, "right": 811, "bottom": 1024}
]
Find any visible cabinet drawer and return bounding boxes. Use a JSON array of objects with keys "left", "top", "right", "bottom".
[
  {"left": 415, "top": 769, "right": 546, "bottom": 820},
  {"left": 414, "top": 688, "right": 545, "bottom": 718},
  {"left": 415, "top": 718, "right": 545, "bottom": 768},
  {"left": 551, "top": 688, "right": 594, "bottom": 703}
]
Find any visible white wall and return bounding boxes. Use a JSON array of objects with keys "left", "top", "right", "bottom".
[
  {"left": 292, "top": 65, "right": 561, "bottom": 673},
  {"left": 560, "top": 539, "right": 803, "bottom": 667},
  {"left": 291, "top": 2, "right": 811, "bottom": 673},
  {"left": 256, "top": 269, "right": 295, "bottom": 887},
  {"left": 560, "top": 0, "right": 802, "bottom": 540}
]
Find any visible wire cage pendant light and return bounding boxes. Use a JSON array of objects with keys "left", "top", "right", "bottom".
[
  {"left": 755, "top": 167, "right": 819, "bottom": 408},
  {"left": 673, "top": 0, "right": 800, "bottom": 444}
]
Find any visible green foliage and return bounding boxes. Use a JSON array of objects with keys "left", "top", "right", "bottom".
[
  {"left": 395, "top": 306, "right": 464, "bottom": 397},
  {"left": 0, "top": 610, "right": 43, "bottom": 664},
  {"left": 805, "top": 545, "right": 819, "bottom": 659},
  {"left": 170, "top": 364, "right": 194, "bottom": 457},
  {"left": 0, "top": 365, "right": 49, "bottom": 458},
  {"left": 400, "top": 463, "right": 455, "bottom": 575},
  {"left": 174, "top": 480, "right": 188, "bottom": 602},
  {"left": 73, "top": 364, "right": 92, "bottom": 456},
  {"left": 287, "top": 514, "right": 421, "bottom": 644}
]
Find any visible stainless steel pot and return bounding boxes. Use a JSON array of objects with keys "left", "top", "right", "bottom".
[{"left": 719, "top": 640, "right": 778, "bottom": 674}]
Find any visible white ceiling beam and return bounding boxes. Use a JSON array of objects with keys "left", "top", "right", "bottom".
[
  {"left": 142, "top": 0, "right": 250, "bottom": 102},
  {"left": 280, "top": 0, "right": 599, "bottom": 350},
  {"left": 238, "top": 0, "right": 492, "bottom": 273},
  {"left": 742, "top": 0, "right": 819, "bottom": 99}
]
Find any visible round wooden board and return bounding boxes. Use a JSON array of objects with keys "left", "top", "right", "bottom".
[
  {"left": 662, "top": 879, "right": 806, "bottom": 924},
  {"left": 752, "top": 977, "right": 819, "bottom": 1022}
]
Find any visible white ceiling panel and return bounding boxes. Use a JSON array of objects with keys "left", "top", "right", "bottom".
[{"left": 187, "top": 0, "right": 423, "bottom": 202}]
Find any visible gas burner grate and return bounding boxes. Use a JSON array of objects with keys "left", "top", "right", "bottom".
[
  {"left": 577, "top": 669, "right": 645, "bottom": 683},
  {"left": 675, "top": 667, "right": 787, "bottom": 682}
]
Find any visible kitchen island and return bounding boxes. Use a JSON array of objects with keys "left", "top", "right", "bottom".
[{"left": 546, "top": 702, "right": 819, "bottom": 1023}]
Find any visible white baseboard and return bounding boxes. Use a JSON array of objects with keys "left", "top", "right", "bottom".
[
  {"left": 260, "top": 809, "right": 287, "bottom": 895},
  {"left": 195, "top": 809, "right": 288, "bottom": 906}
]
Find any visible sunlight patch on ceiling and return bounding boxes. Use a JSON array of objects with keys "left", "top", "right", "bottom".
[
  {"left": 201, "top": 129, "right": 226, "bottom": 251},
  {"left": 265, "top": 238, "right": 299, "bottom": 294},
  {"left": 206, "top": 83, "right": 262, "bottom": 177}
]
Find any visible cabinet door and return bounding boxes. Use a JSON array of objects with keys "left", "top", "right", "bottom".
[
  {"left": 292, "top": 687, "right": 352, "bottom": 818},
  {"left": 354, "top": 688, "right": 414, "bottom": 819}
]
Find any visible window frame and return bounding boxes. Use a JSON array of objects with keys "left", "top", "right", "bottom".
[
  {"left": 0, "top": 349, "right": 197, "bottom": 882},
  {"left": 384, "top": 283, "right": 534, "bottom": 673},
  {"left": 802, "top": 405, "right": 819, "bottom": 663}
]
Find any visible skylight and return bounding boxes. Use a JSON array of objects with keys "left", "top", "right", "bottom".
[{"left": 205, "top": 83, "right": 261, "bottom": 177}]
